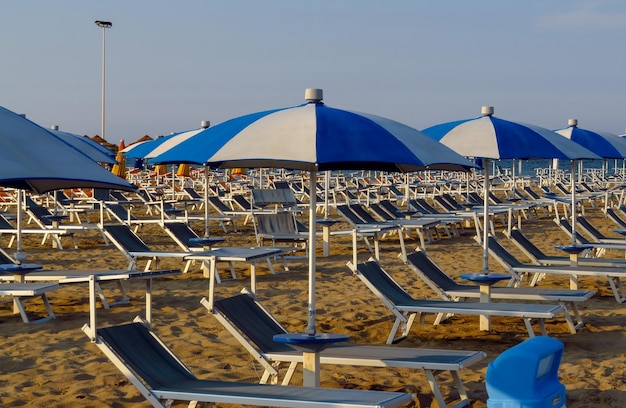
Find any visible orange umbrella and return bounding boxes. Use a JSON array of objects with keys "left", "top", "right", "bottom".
[
  {"left": 177, "top": 163, "right": 190, "bottom": 177},
  {"left": 155, "top": 164, "right": 168, "bottom": 175},
  {"left": 111, "top": 140, "right": 127, "bottom": 179}
]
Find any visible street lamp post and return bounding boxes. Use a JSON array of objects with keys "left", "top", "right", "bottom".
[{"left": 95, "top": 20, "right": 112, "bottom": 141}]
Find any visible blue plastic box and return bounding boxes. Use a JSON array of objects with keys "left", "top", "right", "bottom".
[{"left": 486, "top": 336, "right": 566, "bottom": 408}]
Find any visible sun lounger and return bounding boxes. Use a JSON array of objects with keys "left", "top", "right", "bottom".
[
  {"left": 0, "top": 268, "right": 180, "bottom": 309},
  {"left": 204, "top": 291, "right": 485, "bottom": 408},
  {"left": 24, "top": 196, "right": 104, "bottom": 248},
  {"left": 0, "top": 282, "right": 59, "bottom": 323},
  {"left": 102, "top": 224, "right": 195, "bottom": 272},
  {"left": 83, "top": 319, "right": 414, "bottom": 408},
  {"left": 378, "top": 199, "right": 463, "bottom": 238},
  {"left": 575, "top": 215, "right": 626, "bottom": 244},
  {"left": 350, "top": 260, "right": 567, "bottom": 342},
  {"left": 504, "top": 227, "right": 626, "bottom": 268},
  {"left": 337, "top": 205, "right": 405, "bottom": 265},
  {"left": 405, "top": 251, "right": 593, "bottom": 333},
  {"left": 366, "top": 203, "right": 442, "bottom": 248},
  {"left": 555, "top": 218, "right": 626, "bottom": 256},
  {"left": 605, "top": 207, "right": 626, "bottom": 230},
  {"left": 0, "top": 213, "right": 75, "bottom": 249},
  {"left": 253, "top": 212, "right": 309, "bottom": 257},
  {"left": 485, "top": 235, "right": 625, "bottom": 303}
]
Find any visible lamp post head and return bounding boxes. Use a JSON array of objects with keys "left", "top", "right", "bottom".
[{"left": 95, "top": 20, "right": 112, "bottom": 28}]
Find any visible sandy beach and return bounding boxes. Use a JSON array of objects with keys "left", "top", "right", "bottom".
[{"left": 0, "top": 201, "right": 624, "bottom": 407}]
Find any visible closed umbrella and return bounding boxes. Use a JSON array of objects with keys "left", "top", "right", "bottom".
[{"left": 111, "top": 140, "right": 127, "bottom": 178}]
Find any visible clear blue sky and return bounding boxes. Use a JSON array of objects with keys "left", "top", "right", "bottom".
[{"left": 2, "top": 1, "right": 625, "bottom": 143}]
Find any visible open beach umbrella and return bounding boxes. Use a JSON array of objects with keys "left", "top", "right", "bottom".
[
  {"left": 555, "top": 119, "right": 626, "bottom": 160},
  {"left": 554, "top": 119, "right": 626, "bottom": 244},
  {"left": 422, "top": 106, "right": 600, "bottom": 274},
  {"left": 555, "top": 119, "right": 626, "bottom": 181},
  {"left": 0, "top": 105, "right": 136, "bottom": 253},
  {"left": 151, "top": 88, "right": 476, "bottom": 340},
  {"left": 48, "top": 127, "right": 117, "bottom": 164}
]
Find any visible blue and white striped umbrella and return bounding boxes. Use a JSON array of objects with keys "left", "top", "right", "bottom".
[
  {"left": 123, "top": 127, "right": 207, "bottom": 161},
  {"left": 151, "top": 88, "right": 476, "bottom": 343},
  {"left": 554, "top": 119, "right": 626, "bottom": 159},
  {"left": 422, "top": 107, "right": 600, "bottom": 161},
  {"left": 422, "top": 106, "right": 600, "bottom": 287},
  {"left": 151, "top": 94, "right": 474, "bottom": 173}
]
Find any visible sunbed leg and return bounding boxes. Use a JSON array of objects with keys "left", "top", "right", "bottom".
[
  {"left": 282, "top": 362, "right": 298, "bottom": 385},
  {"left": 560, "top": 305, "right": 578, "bottom": 334},
  {"left": 387, "top": 318, "right": 404, "bottom": 344},
  {"left": 398, "top": 228, "right": 408, "bottom": 261},
  {"left": 451, "top": 370, "right": 470, "bottom": 407},
  {"left": 608, "top": 276, "right": 625, "bottom": 303},
  {"left": 228, "top": 261, "right": 237, "bottom": 279},
  {"left": 567, "top": 302, "right": 585, "bottom": 331},
  {"left": 424, "top": 370, "right": 449, "bottom": 408},
  {"left": 523, "top": 318, "right": 536, "bottom": 337},
  {"left": 95, "top": 282, "right": 111, "bottom": 309}
]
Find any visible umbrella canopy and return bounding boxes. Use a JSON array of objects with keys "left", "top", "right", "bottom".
[
  {"left": 554, "top": 119, "right": 626, "bottom": 159},
  {"left": 48, "top": 128, "right": 117, "bottom": 164},
  {"left": 0, "top": 105, "right": 136, "bottom": 255},
  {"left": 0, "top": 105, "right": 136, "bottom": 194},
  {"left": 151, "top": 96, "right": 474, "bottom": 173},
  {"left": 123, "top": 127, "right": 207, "bottom": 161},
  {"left": 424, "top": 107, "right": 599, "bottom": 161},
  {"left": 151, "top": 88, "right": 476, "bottom": 344},
  {"left": 422, "top": 106, "right": 600, "bottom": 276}
]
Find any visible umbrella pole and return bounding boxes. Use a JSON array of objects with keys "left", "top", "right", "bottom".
[
  {"left": 306, "top": 169, "right": 318, "bottom": 336},
  {"left": 16, "top": 189, "right": 23, "bottom": 255},
  {"left": 482, "top": 158, "right": 490, "bottom": 274},
  {"left": 204, "top": 164, "right": 210, "bottom": 237},
  {"left": 571, "top": 160, "right": 577, "bottom": 247}
]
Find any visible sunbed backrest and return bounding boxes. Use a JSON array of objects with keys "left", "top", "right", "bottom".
[
  {"left": 487, "top": 237, "right": 523, "bottom": 268},
  {"left": 0, "top": 247, "right": 16, "bottom": 264},
  {"left": 208, "top": 196, "right": 232, "bottom": 213},
  {"left": 107, "top": 204, "right": 137, "bottom": 221},
  {"left": 369, "top": 203, "right": 394, "bottom": 221},
  {"left": 0, "top": 214, "right": 14, "bottom": 230},
  {"left": 349, "top": 205, "right": 378, "bottom": 224},
  {"left": 103, "top": 225, "right": 152, "bottom": 252},
  {"left": 433, "top": 196, "right": 456, "bottom": 212},
  {"left": 576, "top": 216, "right": 603, "bottom": 239},
  {"left": 97, "top": 322, "right": 196, "bottom": 389},
  {"left": 406, "top": 252, "right": 458, "bottom": 291},
  {"left": 164, "top": 222, "right": 203, "bottom": 249},
  {"left": 509, "top": 229, "right": 545, "bottom": 259},
  {"left": 379, "top": 200, "right": 400, "bottom": 216},
  {"left": 213, "top": 294, "right": 294, "bottom": 353},
  {"left": 255, "top": 213, "right": 298, "bottom": 235},
  {"left": 606, "top": 208, "right": 626, "bottom": 229},
  {"left": 523, "top": 186, "right": 540, "bottom": 200},
  {"left": 356, "top": 261, "right": 416, "bottom": 305},
  {"left": 558, "top": 219, "right": 592, "bottom": 244}
]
